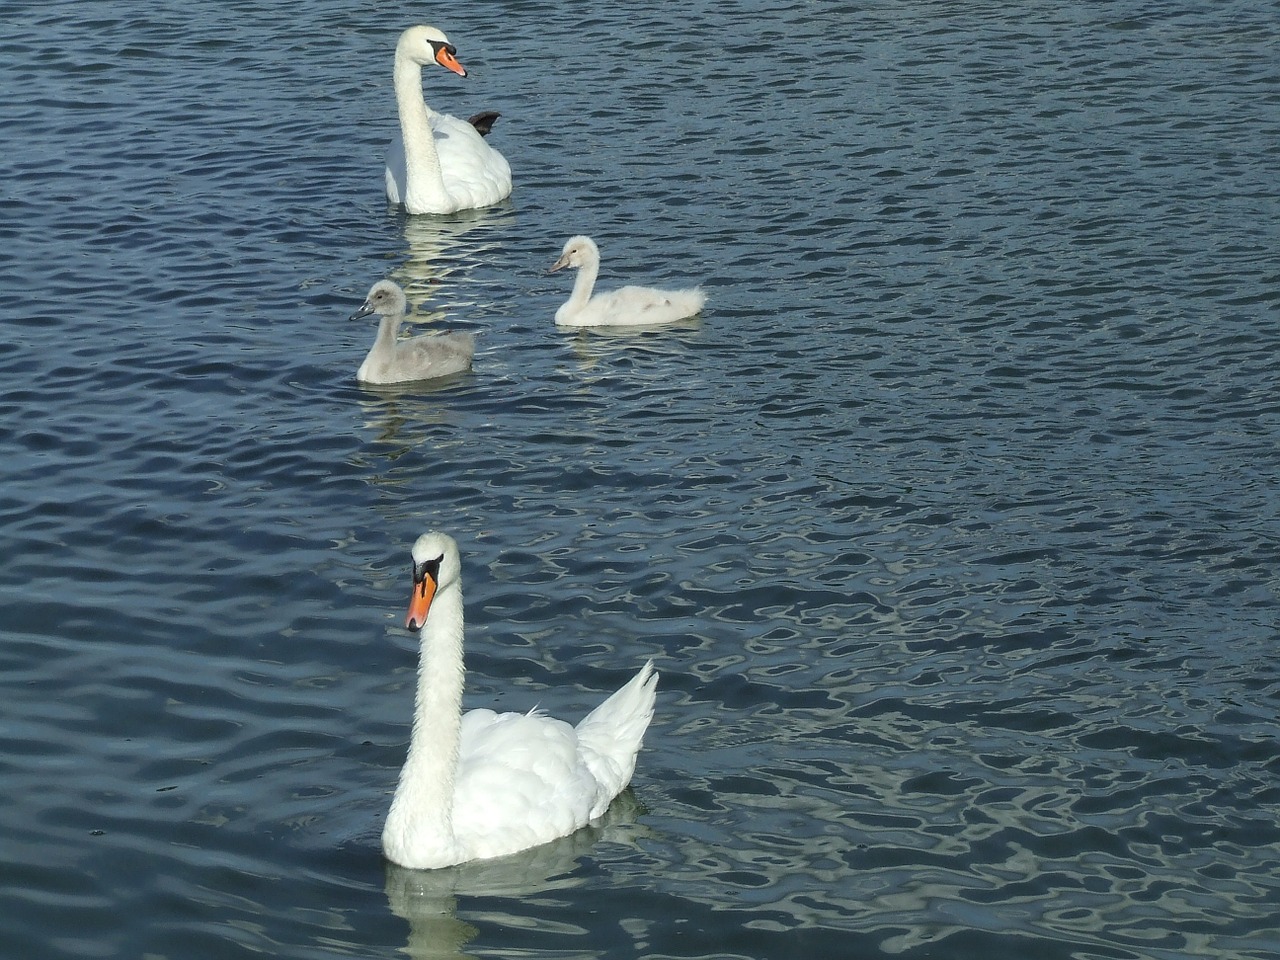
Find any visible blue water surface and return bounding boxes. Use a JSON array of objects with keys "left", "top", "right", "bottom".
[{"left": 1, "top": 1, "right": 1277, "bottom": 958}]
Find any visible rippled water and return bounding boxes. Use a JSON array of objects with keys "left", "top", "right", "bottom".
[{"left": 2, "top": 1, "right": 1278, "bottom": 958}]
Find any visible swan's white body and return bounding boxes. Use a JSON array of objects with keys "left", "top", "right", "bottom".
[
  {"left": 383, "top": 531, "right": 658, "bottom": 870},
  {"left": 385, "top": 26, "right": 512, "bottom": 215},
  {"left": 350, "top": 280, "right": 474, "bottom": 384},
  {"left": 549, "top": 235, "right": 706, "bottom": 327}
]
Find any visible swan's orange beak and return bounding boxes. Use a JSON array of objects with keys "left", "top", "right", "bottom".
[
  {"left": 406, "top": 567, "right": 438, "bottom": 630},
  {"left": 435, "top": 46, "right": 467, "bottom": 77}
]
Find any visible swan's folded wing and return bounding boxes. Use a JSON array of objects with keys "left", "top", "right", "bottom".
[
  {"left": 432, "top": 114, "right": 513, "bottom": 210},
  {"left": 588, "top": 286, "right": 704, "bottom": 327},
  {"left": 451, "top": 710, "right": 602, "bottom": 858},
  {"left": 385, "top": 136, "right": 408, "bottom": 206},
  {"left": 400, "top": 331, "right": 475, "bottom": 380}
]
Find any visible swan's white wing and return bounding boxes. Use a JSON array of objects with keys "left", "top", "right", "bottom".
[
  {"left": 430, "top": 114, "right": 512, "bottom": 210},
  {"left": 450, "top": 709, "right": 604, "bottom": 860},
  {"left": 566, "top": 286, "right": 705, "bottom": 327},
  {"left": 384, "top": 114, "right": 511, "bottom": 212},
  {"left": 385, "top": 135, "right": 408, "bottom": 206},
  {"left": 574, "top": 660, "right": 658, "bottom": 808},
  {"left": 397, "top": 331, "right": 475, "bottom": 381}
]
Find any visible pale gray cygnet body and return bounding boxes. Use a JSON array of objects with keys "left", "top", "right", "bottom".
[{"left": 350, "top": 280, "right": 474, "bottom": 384}]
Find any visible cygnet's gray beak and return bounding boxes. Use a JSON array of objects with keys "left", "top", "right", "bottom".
[
  {"left": 349, "top": 300, "right": 375, "bottom": 322},
  {"left": 548, "top": 254, "right": 570, "bottom": 274}
]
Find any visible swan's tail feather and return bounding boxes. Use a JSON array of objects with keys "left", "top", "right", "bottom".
[
  {"left": 576, "top": 660, "right": 658, "bottom": 810},
  {"left": 641, "top": 288, "right": 704, "bottom": 325},
  {"left": 664, "top": 288, "right": 706, "bottom": 320}
]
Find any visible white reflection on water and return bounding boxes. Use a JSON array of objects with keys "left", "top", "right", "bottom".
[
  {"left": 394, "top": 207, "right": 513, "bottom": 314},
  {"left": 385, "top": 792, "right": 648, "bottom": 960}
]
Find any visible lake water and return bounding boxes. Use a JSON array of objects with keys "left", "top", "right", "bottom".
[{"left": 1, "top": 1, "right": 1278, "bottom": 958}]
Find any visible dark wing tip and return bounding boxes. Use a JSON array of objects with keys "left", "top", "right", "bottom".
[{"left": 467, "top": 111, "right": 501, "bottom": 137}]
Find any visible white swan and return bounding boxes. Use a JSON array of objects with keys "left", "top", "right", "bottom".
[
  {"left": 350, "top": 280, "right": 474, "bottom": 384},
  {"left": 549, "top": 235, "right": 707, "bottom": 327},
  {"left": 382, "top": 531, "right": 658, "bottom": 870},
  {"left": 384, "top": 25, "right": 513, "bottom": 215}
]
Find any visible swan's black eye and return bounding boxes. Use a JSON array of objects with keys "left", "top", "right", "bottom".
[{"left": 413, "top": 554, "right": 444, "bottom": 584}]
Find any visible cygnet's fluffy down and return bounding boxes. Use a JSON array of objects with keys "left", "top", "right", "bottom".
[
  {"left": 549, "top": 235, "right": 706, "bottom": 327},
  {"left": 350, "top": 280, "right": 474, "bottom": 384}
]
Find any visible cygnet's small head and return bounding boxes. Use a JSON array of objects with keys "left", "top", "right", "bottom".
[
  {"left": 549, "top": 235, "right": 599, "bottom": 274},
  {"left": 350, "top": 280, "right": 408, "bottom": 322},
  {"left": 397, "top": 25, "right": 466, "bottom": 77},
  {"left": 406, "top": 531, "right": 461, "bottom": 630}
]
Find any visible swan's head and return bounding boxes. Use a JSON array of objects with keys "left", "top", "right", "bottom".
[
  {"left": 549, "top": 235, "right": 600, "bottom": 274},
  {"left": 397, "top": 25, "right": 467, "bottom": 77},
  {"left": 406, "top": 531, "right": 461, "bottom": 630},
  {"left": 350, "top": 280, "right": 408, "bottom": 322}
]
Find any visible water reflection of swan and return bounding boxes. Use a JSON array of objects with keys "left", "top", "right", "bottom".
[
  {"left": 549, "top": 235, "right": 706, "bottom": 327},
  {"left": 383, "top": 532, "right": 658, "bottom": 870},
  {"left": 384, "top": 26, "right": 512, "bottom": 215},
  {"left": 395, "top": 205, "right": 509, "bottom": 310},
  {"left": 350, "top": 280, "right": 474, "bottom": 385},
  {"left": 384, "top": 791, "right": 648, "bottom": 960}
]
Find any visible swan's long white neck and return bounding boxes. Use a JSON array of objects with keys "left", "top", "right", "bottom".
[
  {"left": 563, "top": 254, "right": 599, "bottom": 317},
  {"left": 393, "top": 49, "right": 448, "bottom": 212},
  {"left": 386, "top": 574, "right": 465, "bottom": 855}
]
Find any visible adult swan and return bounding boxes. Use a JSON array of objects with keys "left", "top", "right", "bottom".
[
  {"left": 384, "top": 26, "right": 513, "bottom": 215},
  {"left": 382, "top": 531, "right": 659, "bottom": 869}
]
